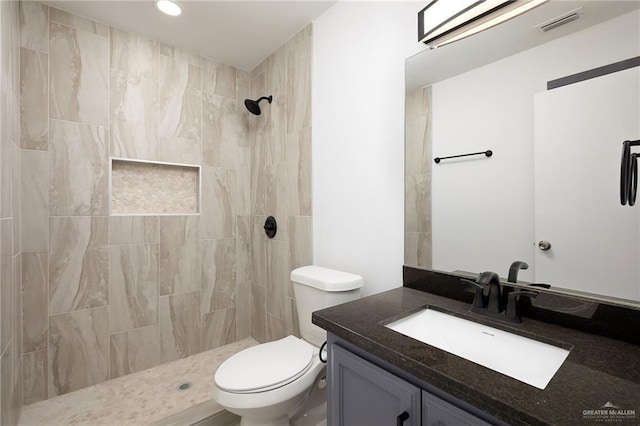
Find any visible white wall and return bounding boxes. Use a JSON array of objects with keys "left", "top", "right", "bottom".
[
  {"left": 312, "top": 1, "right": 425, "bottom": 296},
  {"left": 431, "top": 10, "right": 640, "bottom": 281}
]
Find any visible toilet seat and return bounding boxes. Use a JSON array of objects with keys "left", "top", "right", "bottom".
[{"left": 215, "top": 336, "right": 315, "bottom": 394}]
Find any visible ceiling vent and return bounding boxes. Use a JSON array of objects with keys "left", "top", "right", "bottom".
[{"left": 535, "top": 7, "right": 583, "bottom": 32}]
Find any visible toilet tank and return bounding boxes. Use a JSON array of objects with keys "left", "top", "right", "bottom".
[{"left": 291, "top": 266, "right": 363, "bottom": 347}]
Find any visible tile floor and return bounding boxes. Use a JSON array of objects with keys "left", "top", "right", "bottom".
[{"left": 18, "top": 338, "right": 257, "bottom": 425}]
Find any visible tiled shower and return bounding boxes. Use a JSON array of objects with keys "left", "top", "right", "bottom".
[{"left": 1, "top": 0, "right": 312, "bottom": 423}]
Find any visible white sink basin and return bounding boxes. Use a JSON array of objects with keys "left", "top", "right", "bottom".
[{"left": 385, "top": 308, "right": 570, "bottom": 390}]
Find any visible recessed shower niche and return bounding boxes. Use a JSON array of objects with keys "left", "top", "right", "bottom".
[{"left": 110, "top": 158, "right": 200, "bottom": 215}]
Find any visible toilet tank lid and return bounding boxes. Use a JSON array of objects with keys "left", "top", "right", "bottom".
[{"left": 291, "top": 266, "right": 363, "bottom": 291}]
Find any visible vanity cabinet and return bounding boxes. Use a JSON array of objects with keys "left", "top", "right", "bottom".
[
  {"left": 329, "top": 344, "right": 420, "bottom": 426},
  {"left": 422, "top": 392, "right": 491, "bottom": 426},
  {"left": 328, "top": 342, "right": 492, "bottom": 426}
]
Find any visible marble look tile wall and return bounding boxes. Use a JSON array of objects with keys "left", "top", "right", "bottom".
[
  {"left": 203, "top": 58, "right": 236, "bottom": 99},
  {"left": 20, "top": 47, "right": 47, "bottom": 150},
  {"left": 286, "top": 27, "right": 312, "bottom": 134},
  {"left": 159, "top": 215, "right": 201, "bottom": 296},
  {"left": 203, "top": 94, "right": 240, "bottom": 168},
  {"left": 202, "top": 308, "right": 236, "bottom": 351},
  {"left": 404, "top": 86, "right": 432, "bottom": 269},
  {"left": 18, "top": 1, "right": 258, "bottom": 405},
  {"left": 159, "top": 291, "right": 202, "bottom": 362},
  {"left": 110, "top": 324, "right": 160, "bottom": 379},
  {"left": 109, "top": 215, "right": 158, "bottom": 246},
  {"left": 23, "top": 350, "right": 46, "bottom": 405},
  {"left": 250, "top": 284, "right": 267, "bottom": 342},
  {"left": 49, "top": 20, "right": 108, "bottom": 126},
  {"left": 236, "top": 282, "right": 252, "bottom": 340},
  {"left": 18, "top": 2, "right": 314, "bottom": 408},
  {"left": 48, "top": 216, "right": 109, "bottom": 314},
  {"left": 48, "top": 307, "right": 109, "bottom": 397},
  {"left": 110, "top": 27, "right": 159, "bottom": 79},
  {"left": 2, "top": 222, "right": 14, "bottom": 354},
  {"left": 237, "top": 147, "right": 251, "bottom": 215},
  {"left": 22, "top": 251, "right": 47, "bottom": 353},
  {"left": 248, "top": 25, "right": 313, "bottom": 343},
  {"left": 202, "top": 167, "right": 236, "bottom": 239},
  {"left": 49, "top": 7, "right": 108, "bottom": 36},
  {"left": 19, "top": 1, "right": 47, "bottom": 52},
  {"left": 12, "top": 144, "right": 22, "bottom": 256},
  {"left": 2, "top": 1, "right": 23, "bottom": 424},
  {"left": 202, "top": 239, "right": 236, "bottom": 313},
  {"left": 266, "top": 241, "right": 288, "bottom": 321},
  {"left": 20, "top": 150, "right": 47, "bottom": 251},
  {"left": 109, "top": 243, "right": 159, "bottom": 334},
  {"left": 236, "top": 216, "right": 252, "bottom": 285},
  {"left": 49, "top": 120, "right": 108, "bottom": 216},
  {"left": 157, "top": 55, "right": 201, "bottom": 164},
  {"left": 110, "top": 69, "right": 159, "bottom": 160}
]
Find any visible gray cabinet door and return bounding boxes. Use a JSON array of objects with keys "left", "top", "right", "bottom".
[
  {"left": 422, "top": 391, "right": 492, "bottom": 426},
  {"left": 329, "top": 344, "right": 421, "bottom": 426}
]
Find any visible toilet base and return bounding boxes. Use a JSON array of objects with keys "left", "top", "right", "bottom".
[
  {"left": 221, "top": 391, "right": 306, "bottom": 426},
  {"left": 290, "top": 372, "right": 327, "bottom": 426},
  {"left": 239, "top": 414, "right": 290, "bottom": 426},
  {"left": 214, "top": 366, "right": 326, "bottom": 426},
  {"left": 238, "top": 375, "right": 326, "bottom": 426}
]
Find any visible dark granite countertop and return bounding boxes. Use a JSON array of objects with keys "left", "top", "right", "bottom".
[{"left": 312, "top": 287, "right": 640, "bottom": 425}]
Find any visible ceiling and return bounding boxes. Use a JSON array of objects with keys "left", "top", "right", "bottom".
[
  {"left": 43, "top": 0, "right": 337, "bottom": 71},
  {"left": 406, "top": 0, "right": 640, "bottom": 90}
]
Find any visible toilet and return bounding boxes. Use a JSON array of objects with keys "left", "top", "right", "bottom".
[{"left": 212, "top": 266, "right": 364, "bottom": 426}]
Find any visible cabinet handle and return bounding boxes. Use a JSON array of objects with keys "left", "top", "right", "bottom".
[{"left": 396, "top": 411, "right": 410, "bottom": 426}]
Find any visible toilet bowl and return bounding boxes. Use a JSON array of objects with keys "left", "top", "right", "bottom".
[
  {"left": 212, "top": 266, "right": 363, "bottom": 426},
  {"left": 213, "top": 336, "right": 324, "bottom": 426}
]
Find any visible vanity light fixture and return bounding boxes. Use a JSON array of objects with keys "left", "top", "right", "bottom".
[
  {"left": 419, "top": 0, "right": 548, "bottom": 48},
  {"left": 156, "top": 0, "right": 182, "bottom": 16}
]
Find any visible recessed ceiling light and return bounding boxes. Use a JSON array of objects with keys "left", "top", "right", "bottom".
[{"left": 156, "top": 0, "right": 182, "bottom": 16}]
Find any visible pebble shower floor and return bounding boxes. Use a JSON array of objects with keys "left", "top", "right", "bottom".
[{"left": 18, "top": 339, "right": 256, "bottom": 426}]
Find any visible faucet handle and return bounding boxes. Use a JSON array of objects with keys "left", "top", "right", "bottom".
[
  {"left": 529, "top": 283, "right": 551, "bottom": 289},
  {"left": 505, "top": 290, "right": 538, "bottom": 324},
  {"left": 460, "top": 279, "right": 485, "bottom": 309},
  {"left": 460, "top": 278, "right": 482, "bottom": 289}
]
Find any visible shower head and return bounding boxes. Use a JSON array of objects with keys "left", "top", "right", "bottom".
[{"left": 244, "top": 95, "right": 272, "bottom": 115}]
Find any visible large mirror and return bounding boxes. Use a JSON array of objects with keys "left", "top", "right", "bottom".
[{"left": 404, "top": 0, "right": 640, "bottom": 306}]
